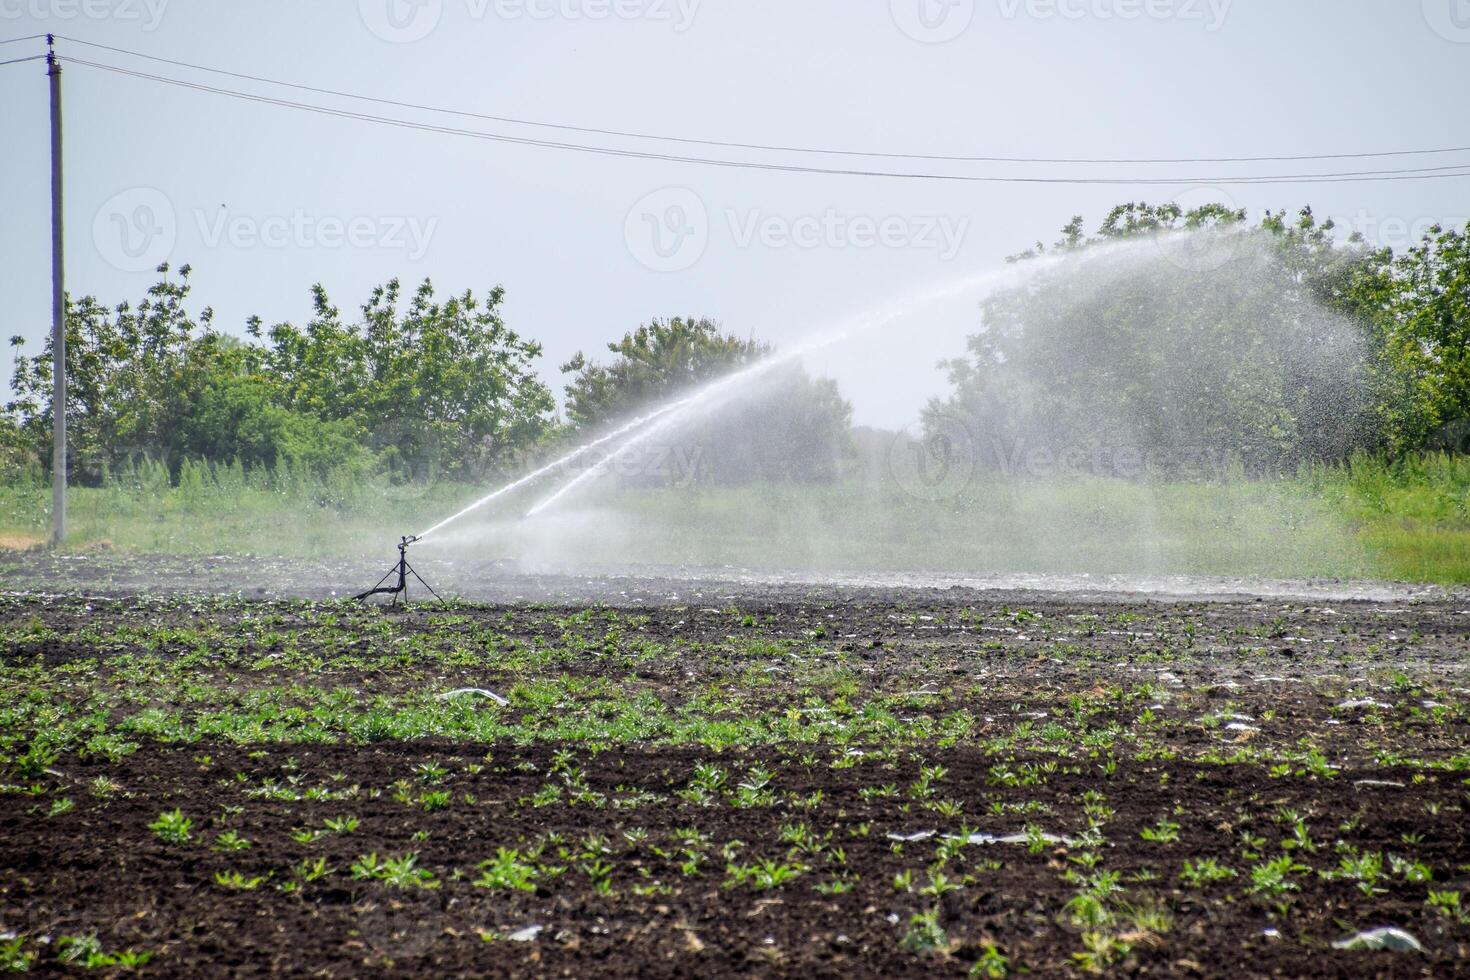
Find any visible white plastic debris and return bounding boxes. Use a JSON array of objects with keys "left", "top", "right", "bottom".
[
  {"left": 437, "top": 688, "right": 509, "bottom": 706},
  {"left": 1331, "top": 927, "right": 1422, "bottom": 952},
  {"left": 885, "top": 831, "right": 937, "bottom": 842},
  {"left": 507, "top": 925, "right": 544, "bottom": 942}
]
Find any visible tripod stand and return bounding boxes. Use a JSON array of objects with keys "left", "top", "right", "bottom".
[{"left": 354, "top": 535, "right": 445, "bottom": 605}]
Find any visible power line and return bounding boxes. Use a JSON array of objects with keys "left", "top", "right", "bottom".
[
  {"left": 0, "top": 53, "right": 45, "bottom": 68},
  {"left": 50, "top": 34, "right": 1470, "bottom": 168},
  {"left": 56, "top": 56, "right": 1470, "bottom": 186},
  {"left": 0, "top": 33, "right": 47, "bottom": 46}
]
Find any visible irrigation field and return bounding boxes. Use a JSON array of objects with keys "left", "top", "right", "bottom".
[{"left": 1, "top": 557, "right": 1468, "bottom": 976}]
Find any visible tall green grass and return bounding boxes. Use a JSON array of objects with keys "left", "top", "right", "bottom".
[
  {"left": 0, "top": 453, "right": 1466, "bottom": 582},
  {"left": 1304, "top": 453, "right": 1470, "bottom": 583},
  {"left": 0, "top": 458, "right": 472, "bottom": 558}
]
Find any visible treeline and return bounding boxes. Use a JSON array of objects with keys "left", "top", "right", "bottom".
[
  {"left": 928, "top": 205, "right": 1470, "bottom": 475},
  {"left": 2, "top": 267, "right": 851, "bottom": 487},
  {"left": 4, "top": 204, "right": 1467, "bottom": 491}
]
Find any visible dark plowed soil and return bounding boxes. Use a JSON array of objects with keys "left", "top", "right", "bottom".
[
  {"left": 0, "top": 576, "right": 1467, "bottom": 977},
  {"left": 1, "top": 740, "right": 1467, "bottom": 978}
]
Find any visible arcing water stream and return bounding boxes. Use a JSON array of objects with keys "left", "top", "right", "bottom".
[{"left": 414, "top": 229, "right": 1201, "bottom": 544}]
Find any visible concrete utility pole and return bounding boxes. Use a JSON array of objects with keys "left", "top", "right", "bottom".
[{"left": 48, "top": 35, "right": 66, "bottom": 547}]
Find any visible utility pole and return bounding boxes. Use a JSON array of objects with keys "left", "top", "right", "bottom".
[{"left": 47, "top": 35, "right": 66, "bottom": 547}]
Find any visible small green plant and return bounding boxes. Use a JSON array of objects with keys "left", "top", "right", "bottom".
[
  {"left": 1427, "top": 889, "right": 1469, "bottom": 924},
  {"left": 413, "top": 761, "right": 447, "bottom": 783},
  {"left": 1250, "top": 855, "right": 1307, "bottom": 898},
  {"left": 474, "top": 848, "right": 538, "bottom": 892},
  {"left": 56, "top": 935, "right": 152, "bottom": 970},
  {"left": 970, "top": 942, "right": 1010, "bottom": 978},
  {"left": 1139, "top": 818, "right": 1180, "bottom": 844},
  {"left": 419, "top": 790, "right": 451, "bottom": 812},
  {"left": 900, "top": 907, "right": 949, "bottom": 955},
  {"left": 726, "top": 858, "right": 804, "bottom": 891},
  {"left": 1072, "top": 931, "right": 1130, "bottom": 972},
  {"left": 920, "top": 872, "right": 961, "bottom": 897},
  {"left": 296, "top": 856, "right": 333, "bottom": 882},
  {"left": 149, "top": 809, "right": 192, "bottom": 845},
  {"left": 87, "top": 776, "right": 121, "bottom": 797},
  {"left": 0, "top": 935, "right": 35, "bottom": 972},
  {"left": 214, "top": 870, "right": 265, "bottom": 891},
  {"left": 1388, "top": 853, "right": 1432, "bottom": 884},
  {"left": 213, "top": 830, "right": 251, "bottom": 852},
  {"left": 1180, "top": 858, "right": 1235, "bottom": 886},
  {"left": 351, "top": 852, "right": 439, "bottom": 890},
  {"left": 1327, "top": 851, "right": 1386, "bottom": 897}
]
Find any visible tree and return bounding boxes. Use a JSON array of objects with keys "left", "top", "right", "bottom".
[
  {"left": 561, "top": 317, "right": 854, "bottom": 484},
  {"left": 6, "top": 267, "right": 558, "bottom": 483},
  {"left": 1372, "top": 223, "right": 1470, "bottom": 450},
  {"left": 8, "top": 264, "right": 228, "bottom": 483},
  {"left": 930, "top": 205, "right": 1393, "bottom": 477},
  {"left": 257, "top": 278, "right": 556, "bottom": 479}
]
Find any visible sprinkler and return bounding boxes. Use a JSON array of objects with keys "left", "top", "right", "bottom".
[{"left": 354, "top": 535, "right": 445, "bottom": 605}]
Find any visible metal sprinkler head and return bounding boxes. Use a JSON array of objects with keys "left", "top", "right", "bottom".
[{"left": 354, "top": 533, "right": 443, "bottom": 606}]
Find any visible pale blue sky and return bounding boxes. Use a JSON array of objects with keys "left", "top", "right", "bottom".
[{"left": 2, "top": 0, "right": 1467, "bottom": 426}]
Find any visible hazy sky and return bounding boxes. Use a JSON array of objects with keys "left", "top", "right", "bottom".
[{"left": 2, "top": 0, "right": 1467, "bottom": 428}]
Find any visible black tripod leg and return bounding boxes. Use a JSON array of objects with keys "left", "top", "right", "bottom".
[
  {"left": 353, "top": 565, "right": 400, "bottom": 602},
  {"left": 404, "top": 562, "right": 448, "bottom": 606}
]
